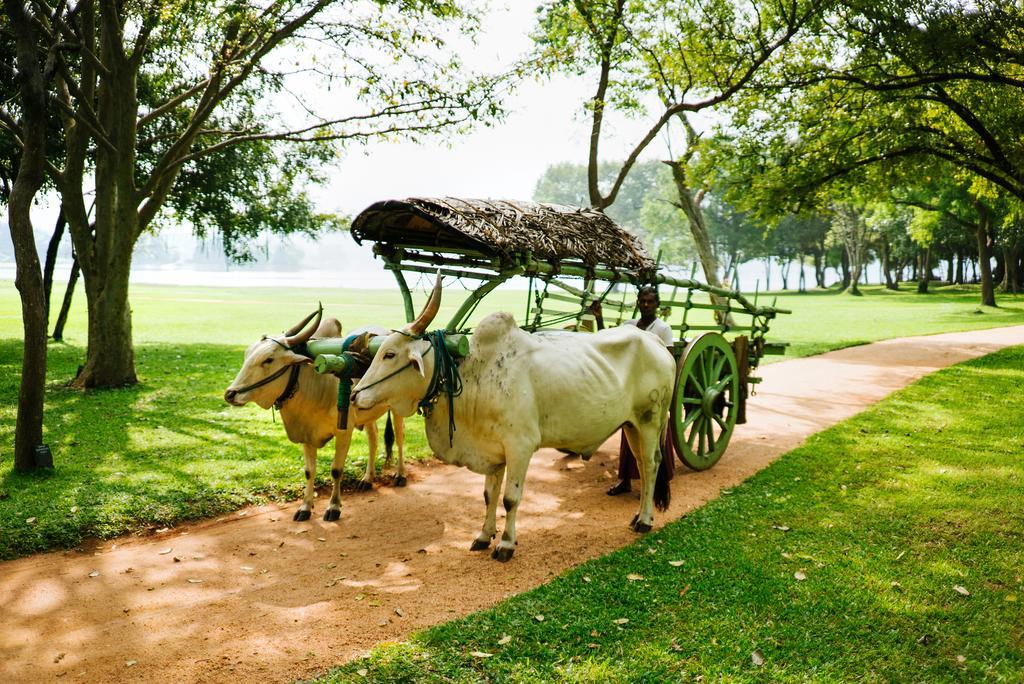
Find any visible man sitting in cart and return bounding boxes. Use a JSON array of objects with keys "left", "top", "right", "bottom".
[{"left": 589, "top": 284, "right": 677, "bottom": 496}]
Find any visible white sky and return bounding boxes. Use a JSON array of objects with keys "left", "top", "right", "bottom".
[{"left": 315, "top": 1, "right": 675, "bottom": 217}]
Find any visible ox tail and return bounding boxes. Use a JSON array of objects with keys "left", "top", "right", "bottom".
[
  {"left": 384, "top": 411, "right": 395, "bottom": 465},
  {"left": 654, "top": 443, "right": 671, "bottom": 511}
]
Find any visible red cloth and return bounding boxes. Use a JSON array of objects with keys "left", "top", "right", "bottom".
[{"left": 617, "top": 422, "right": 676, "bottom": 481}]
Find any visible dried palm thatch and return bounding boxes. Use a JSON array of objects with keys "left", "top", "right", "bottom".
[{"left": 351, "top": 197, "right": 654, "bottom": 272}]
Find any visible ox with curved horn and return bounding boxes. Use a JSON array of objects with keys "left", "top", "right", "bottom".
[
  {"left": 406, "top": 277, "right": 443, "bottom": 335},
  {"left": 225, "top": 305, "right": 408, "bottom": 523},
  {"left": 283, "top": 303, "right": 324, "bottom": 348}
]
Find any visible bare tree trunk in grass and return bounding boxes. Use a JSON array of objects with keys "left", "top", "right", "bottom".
[
  {"left": 916, "top": 247, "right": 931, "bottom": 294},
  {"left": 42, "top": 208, "right": 67, "bottom": 323},
  {"left": 52, "top": 257, "right": 81, "bottom": 342},
  {"left": 974, "top": 202, "right": 997, "bottom": 307},
  {"left": 4, "top": 0, "right": 50, "bottom": 472}
]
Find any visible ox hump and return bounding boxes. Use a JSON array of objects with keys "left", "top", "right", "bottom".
[{"left": 471, "top": 312, "right": 526, "bottom": 356}]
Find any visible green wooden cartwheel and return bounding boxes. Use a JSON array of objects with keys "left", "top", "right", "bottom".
[{"left": 671, "top": 332, "right": 739, "bottom": 471}]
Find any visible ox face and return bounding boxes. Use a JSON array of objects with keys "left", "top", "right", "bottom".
[
  {"left": 224, "top": 306, "right": 325, "bottom": 409},
  {"left": 350, "top": 333, "right": 432, "bottom": 418},
  {"left": 224, "top": 337, "right": 311, "bottom": 409}
]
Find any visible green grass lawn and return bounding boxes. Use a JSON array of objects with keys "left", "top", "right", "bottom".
[
  {"left": 310, "top": 346, "right": 1024, "bottom": 683},
  {"left": 1, "top": 280, "right": 1023, "bottom": 560}
]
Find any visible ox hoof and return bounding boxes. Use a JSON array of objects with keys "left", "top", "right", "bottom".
[
  {"left": 394, "top": 475, "right": 407, "bottom": 488},
  {"left": 470, "top": 537, "right": 491, "bottom": 552},
  {"left": 323, "top": 508, "right": 341, "bottom": 522},
  {"left": 491, "top": 546, "right": 515, "bottom": 562},
  {"left": 631, "top": 520, "right": 652, "bottom": 533},
  {"left": 293, "top": 509, "right": 311, "bottom": 522},
  {"left": 355, "top": 480, "right": 373, "bottom": 492}
]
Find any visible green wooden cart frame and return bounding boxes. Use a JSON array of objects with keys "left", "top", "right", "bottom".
[{"left": 349, "top": 197, "right": 790, "bottom": 470}]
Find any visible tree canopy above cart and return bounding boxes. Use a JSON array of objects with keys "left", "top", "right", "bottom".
[{"left": 351, "top": 197, "right": 656, "bottom": 272}]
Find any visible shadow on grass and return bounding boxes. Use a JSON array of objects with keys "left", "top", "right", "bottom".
[{"left": 0, "top": 339, "right": 426, "bottom": 560}]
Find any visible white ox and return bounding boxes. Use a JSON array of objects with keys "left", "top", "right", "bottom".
[
  {"left": 351, "top": 280, "right": 675, "bottom": 561},
  {"left": 224, "top": 308, "right": 406, "bottom": 522}
]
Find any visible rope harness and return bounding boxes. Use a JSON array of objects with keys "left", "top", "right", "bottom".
[
  {"left": 356, "top": 329, "right": 464, "bottom": 447},
  {"left": 229, "top": 337, "right": 307, "bottom": 418}
]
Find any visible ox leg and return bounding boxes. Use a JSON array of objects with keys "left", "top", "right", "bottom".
[
  {"left": 471, "top": 465, "right": 505, "bottom": 551},
  {"left": 393, "top": 414, "right": 407, "bottom": 487},
  {"left": 493, "top": 456, "right": 530, "bottom": 562},
  {"left": 325, "top": 428, "right": 354, "bottom": 522},
  {"left": 294, "top": 444, "right": 317, "bottom": 522},
  {"left": 357, "top": 420, "right": 378, "bottom": 491},
  {"left": 623, "top": 425, "right": 657, "bottom": 533}
]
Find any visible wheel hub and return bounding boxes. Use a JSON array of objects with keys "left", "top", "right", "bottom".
[{"left": 701, "top": 386, "right": 720, "bottom": 416}]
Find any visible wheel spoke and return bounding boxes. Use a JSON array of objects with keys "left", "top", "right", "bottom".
[
  {"left": 687, "top": 362, "right": 706, "bottom": 393},
  {"left": 702, "top": 349, "right": 716, "bottom": 388},
  {"left": 681, "top": 407, "right": 701, "bottom": 430},
  {"left": 713, "top": 413, "right": 727, "bottom": 431},
  {"left": 706, "top": 419, "right": 716, "bottom": 453},
  {"left": 712, "top": 352, "right": 726, "bottom": 382},
  {"left": 714, "top": 373, "right": 734, "bottom": 393},
  {"left": 697, "top": 425, "right": 705, "bottom": 457},
  {"left": 680, "top": 397, "right": 701, "bottom": 405},
  {"left": 687, "top": 415, "right": 702, "bottom": 450}
]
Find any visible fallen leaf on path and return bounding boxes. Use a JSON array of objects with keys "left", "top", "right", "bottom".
[
  {"left": 317, "top": 537, "right": 326, "bottom": 542},
  {"left": 679, "top": 584, "right": 691, "bottom": 597},
  {"left": 954, "top": 585, "right": 970, "bottom": 596},
  {"left": 895, "top": 550, "right": 907, "bottom": 561},
  {"left": 587, "top": 643, "right": 599, "bottom": 649},
  {"left": 125, "top": 661, "right": 137, "bottom": 667},
  {"left": 1006, "top": 594, "right": 1017, "bottom": 602},
  {"left": 772, "top": 525, "right": 791, "bottom": 532},
  {"left": 158, "top": 548, "right": 172, "bottom": 555},
  {"left": 395, "top": 607, "right": 405, "bottom": 618},
  {"left": 751, "top": 650, "right": 765, "bottom": 666},
  {"left": 88, "top": 570, "right": 99, "bottom": 578},
  {"left": 582, "top": 576, "right": 591, "bottom": 583},
  {"left": 187, "top": 578, "right": 203, "bottom": 584},
  {"left": 668, "top": 560, "right": 685, "bottom": 567},
  {"left": 356, "top": 668, "right": 367, "bottom": 677},
  {"left": 241, "top": 566, "right": 255, "bottom": 572},
  {"left": 470, "top": 651, "right": 493, "bottom": 658},
  {"left": 498, "top": 635, "right": 511, "bottom": 645},
  {"left": 534, "top": 614, "right": 544, "bottom": 622},
  {"left": 627, "top": 574, "right": 644, "bottom": 581},
  {"left": 957, "top": 655, "right": 966, "bottom": 663},
  {"left": 613, "top": 618, "right": 629, "bottom": 625},
  {"left": 794, "top": 571, "right": 807, "bottom": 581},
  {"left": 377, "top": 618, "right": 389, "bottom": 626},
  {"left": 26, "top": 517, "right": 36, "bottom": 524}
]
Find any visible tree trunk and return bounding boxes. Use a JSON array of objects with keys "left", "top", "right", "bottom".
[
  {"left": 5, "top": 0, "right": 50, "bottom": 472},
  {"left": 665, "top": 159, "right": 734, "bottom": 325},
  {"left": 945, "top": 254, "right": 954, "bottom": 284},
  {"left": 798, "top": 254, "right": 807, "bottom": 292},
  {"left": 880, "top": 239, "right": 896, "bottom": 289},
  {"left": 52, "top": 257, "right": 81, "bottom": 342},
  {"left": 840, "top": 249, "right": 851, "bottom": 290},
  {"left": 974, "top": 206, "right": 996, "bottom": 307},
  {"left": 73, "top": 255, "right": 137, "bottom": 387},
  {"left": 780, "top": 258, "right": 792, "bottom": 291},
  {"left": 955, "top": 251, "right": 965, "bottom": 284},
  {"left": 813, "top": 251, "right": 825, "bottom": 288},
  {"left": 916, "top": 247, "right": 930, "bottom": 294},
  {"left": 42, "top": 208, "right": 67, "bottom": 322},
  {"left": 762, "top": 257, "right": 772, "bottom": 292}
]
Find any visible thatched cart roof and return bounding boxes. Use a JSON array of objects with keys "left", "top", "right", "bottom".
[{"left": 350, "top": 197, "right": 654, "bottom": 271}]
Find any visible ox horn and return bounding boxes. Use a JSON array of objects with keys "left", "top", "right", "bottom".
[
  {"left": 407, "top": 276, "right": 443, "bottom": 335},
  {"left": 284, "top": 302, "right": 323, "bottom": 347}
]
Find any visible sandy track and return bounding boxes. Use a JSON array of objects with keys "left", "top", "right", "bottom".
[{"left": 3, "top": 326, "right": 1023, "bottom": 683}]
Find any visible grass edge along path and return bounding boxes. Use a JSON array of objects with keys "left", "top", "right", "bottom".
[{"left": 310, "top": 346, "right": 1024, "bottom": 683}]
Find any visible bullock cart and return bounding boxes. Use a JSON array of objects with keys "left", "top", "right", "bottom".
[{"left": 323, "top": 197, "right": 789, "bottom": 471}]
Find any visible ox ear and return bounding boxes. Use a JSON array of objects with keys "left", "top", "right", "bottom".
[{"left": 408, "top": 346, "right": 426, "bottom": 378}]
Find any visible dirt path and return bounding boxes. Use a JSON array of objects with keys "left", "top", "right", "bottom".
[{"left": 4, "top": 326, "right": 1024, "bottom": 683}]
